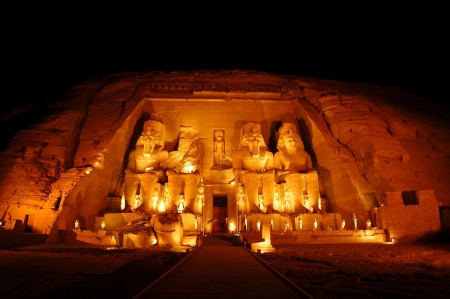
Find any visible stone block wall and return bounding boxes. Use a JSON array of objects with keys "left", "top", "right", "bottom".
[{"left": 378, "top": 190, "right": 441, "bottom": 242}]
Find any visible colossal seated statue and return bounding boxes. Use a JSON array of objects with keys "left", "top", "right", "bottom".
[
  {"left": 274, "top": 122, "right": 319, "bottom": 212},
  {"left": 161, "top": 126, "right": 203, "bottom": 213},
  {"left": 124, "top": 116, "right": 168, "bottom": 212},
  {"left": 232, "top": 122, "right": 275, "bottom": 213}
]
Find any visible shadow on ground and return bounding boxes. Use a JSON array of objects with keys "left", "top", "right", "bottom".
[
  {"left": 203, "top": 234, "right": 244, "bottom": 246},
  {"left": 40, "top": 251, "right": 188, "bottom": 299}
]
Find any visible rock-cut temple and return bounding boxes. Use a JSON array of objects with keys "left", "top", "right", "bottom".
[{"left": 0, "top": 70, "right": 449, "bottom": 249}]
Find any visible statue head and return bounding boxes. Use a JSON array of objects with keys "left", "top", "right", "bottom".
[
  {"left": 137, "top": 118, "right": 164, "bottom": 156},
  {"left": 214, "top": 129, "right": 224, "bottom": 141},
  {"left": 241, "top": 122, "right": 266, "bottom": 155},
  {"left": 278, "top": 123, "right": 304, "bottom": 152},
  {"left": 237, "top": 184, "right": 244, "bottom": 194},
  {"left": 198, "top": 186, "right": 204, "bottom": 194}
]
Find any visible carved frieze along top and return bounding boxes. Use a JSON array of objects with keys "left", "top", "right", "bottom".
[
  {"left": 248, "top": 86, "right": 282, "bottom": 93},
  {"left": 149, "top": 82, "right": 291, "bottom": 99},
  {"left": 150, "top": 84, "right": 193, "bottom": 93},
  {"left": 193, "top": 84, "right": 216, "bottom": 92}
]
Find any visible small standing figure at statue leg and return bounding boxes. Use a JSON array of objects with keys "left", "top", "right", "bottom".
[
  {"left": 257, "top": 220, "right": 261, "bottom": 232},
  {"left": 178, "top": 195, "right": 186, "bottom": 213},
  {"left": 366, "top": 219, "right": 372, "bottom": 230},
  {"left": 313, "top": 218, "right": 318, "bottom": 231},
  {"left": 340, "top": 219, "right": 346, "bottom": 230},
  {"left": 258, "top": 195, "right": 266, "bottom": 213},
  {"left": 237, "top": 184, "right": 245, "bottom": 214},
  {"left": 284, "top": 190, "right": 291, "bottom": 213},
  {"left": 353, "top": 213, "right": 358, "bottom": 230},
  {"left": 284, "top": 220, "right": 290, "bottom": 233}
]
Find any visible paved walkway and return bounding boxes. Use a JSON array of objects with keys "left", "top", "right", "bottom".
[{"left": 134, "top": 234, "right": 312, "bottom": 299}]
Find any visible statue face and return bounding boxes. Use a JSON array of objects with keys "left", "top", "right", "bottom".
[
  {"left": 198, "top": 186, "right": 204, "bottom": 193},
  {"left": 245, "top": 131, "right": 263, "bottom": 149},
  {"left": 215, "top": 130, "right": 224, "bottom": 141},
  {"left": 281, "top": 130, "right": 301, "bottom": 150},
  {"left": 146, "top": 127, "right": 160, "bottom": 146}
]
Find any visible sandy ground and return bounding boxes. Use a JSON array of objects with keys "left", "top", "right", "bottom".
[
  {"left": 258, "top": 242, "right": 450, "bottom": 299},
  {"left": 1, "top": 239, "right": 449, "bottom": 298}
]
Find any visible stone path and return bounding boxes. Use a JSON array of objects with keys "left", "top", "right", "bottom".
[{"left": 134, "top": 234, "right": 312, "bottom": 299}]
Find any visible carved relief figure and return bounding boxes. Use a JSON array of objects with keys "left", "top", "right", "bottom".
[
  {"left": 213, "top": 129, "right": 225, "bottom": 166},
  {"left": 124, "top": 115, "right": 168, "bottom": 212},
  {"left": 232, "top": 122, "right": 275, "bottom": 213},
  {"left": 274, "top": 123, "right": 319, "bottom": 213}
]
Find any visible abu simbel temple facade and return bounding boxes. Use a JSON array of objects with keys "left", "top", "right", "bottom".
[{"left": 1, "top": 70, "right": 449, "bottom": 249}]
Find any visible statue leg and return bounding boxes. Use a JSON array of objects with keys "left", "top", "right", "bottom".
[
  {"left": 242, "top": 172, "right": 259, "bottom": 213},
  {"left": 262, "top": 172, "right": 275, "bottom": 212},
  {"left": 168, "top": 173, "right": 182, "bottom": 212},
  {"left": 306, "top": 172, "right": 320, "bottom": 210},
  {"left": 124, "top": 171, "right": 138, "bottom": 210},
  {"left": 185, "top": 173, "right": 201, "bottom": 213},
  {"left": 284, "top": 173, "right": 305, "bottom": 213}
]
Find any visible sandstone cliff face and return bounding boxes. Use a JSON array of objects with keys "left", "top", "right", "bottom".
[{"left": 0, "top": 70, "right": 448, "bottom": 242}]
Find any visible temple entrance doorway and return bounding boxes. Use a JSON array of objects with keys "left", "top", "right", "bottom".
[{"left": 213, "top": 195, "right": 228, "bottom": 233}]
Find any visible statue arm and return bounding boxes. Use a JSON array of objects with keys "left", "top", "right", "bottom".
[
  {"left": 265, "top": 152, "right": 274, "bottom": 170},
  {"left": 273, "top": 152, "right": 282, "bottom": 169}
]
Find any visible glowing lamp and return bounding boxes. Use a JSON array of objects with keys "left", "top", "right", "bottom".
[
  {"left": 158, "top": 201, "right": 166, "bottom": 213},
  {"left": 186, "top": 164, "right": 194, "bottom": 173},
  {"left": 229, "top": 220, "right": 235, "bottom": 233}
]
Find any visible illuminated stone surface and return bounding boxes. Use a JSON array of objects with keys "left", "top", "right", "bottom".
[{"left": 0, "top": 70, "right": 448, "bottom": 246}]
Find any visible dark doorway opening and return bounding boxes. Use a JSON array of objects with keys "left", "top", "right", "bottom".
[
  {"left": 213, "top": 195, "right": 228, "bottom": 233},
  {"left": 24, "top": 214, "right": 34, "bottom": 233}
]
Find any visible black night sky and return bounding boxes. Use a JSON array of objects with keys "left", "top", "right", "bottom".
[{"left": 4, "top": 8, "right": 447, "bottom": 111}]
